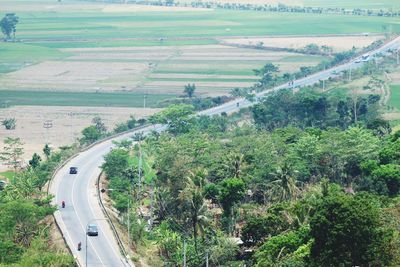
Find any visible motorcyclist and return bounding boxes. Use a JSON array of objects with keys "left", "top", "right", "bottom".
[
  {"left": 78, "top": 242, "right": 82, "bottom": 251},
  {"left": 61, "top": 200, "right": 65, "bottom": 208}
]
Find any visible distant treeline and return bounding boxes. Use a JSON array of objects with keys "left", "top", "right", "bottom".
[{"left": 83, "top": 0, "right": 400, "bottom": 17}]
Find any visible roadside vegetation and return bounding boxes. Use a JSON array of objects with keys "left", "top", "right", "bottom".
[
  {"left": 0, "top": 140, "right": 77, "bottom": 266},
  {"left": 99, "top": 83, "right": 400, "bottom": 266},
  {"left": 1, "top": 1, "right": 400, "bottom": 266}
]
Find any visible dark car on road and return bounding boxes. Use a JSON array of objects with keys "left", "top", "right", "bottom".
[
  {"left": 69, "top": 167, "right": 78, "bottom": 174},
  {"left": 87, "top": 224, "right": 98, "bottom": 236}
]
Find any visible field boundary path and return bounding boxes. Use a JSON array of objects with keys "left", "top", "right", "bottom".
[
  {"left": 21, "top": 33, "right": 384, "bottom": 44},
  {"left": 50, "top": 36, "right": 400, "bottom": 267}
]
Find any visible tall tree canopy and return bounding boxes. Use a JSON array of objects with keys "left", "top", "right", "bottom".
[{"left": 0, "top": 13, "right": 18, "bottom": 40}]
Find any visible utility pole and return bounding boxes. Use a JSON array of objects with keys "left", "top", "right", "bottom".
[
  {"left": 348, "top": 67, "right": 352, "bottom": 82},
  {"left": 397, "top": 49, "right": 399, "bottom": 65},
  {"left": 127, "top": 186, "right": 131, "bottom": 250},
  {"left": 183, "top": 239, "right": 187, "bottom": 267},
  {"left": 69, "top": 112, "right": 73, "bottom": 142},
  {"left": 143, "top": 93, "right": 147, "bottom": 109},
  {"left": 137, "top": 141, "right": 142, "bottom": 201},
  {"left": 149, "top": 181, "right": 155, "bottom": 230}
]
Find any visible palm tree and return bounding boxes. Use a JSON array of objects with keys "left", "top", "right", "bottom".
[
  {"left": 223, "top": 153, "right": 245, "bottom": 178},
  {"left": 1, "top": 170, "right": 41, "bottom": 201},
  {"left": 267, "top": 163, "right": 301, "bottom": 202},
  {"left": 179, "top": 169, "right": 209, "bottom": 253}
]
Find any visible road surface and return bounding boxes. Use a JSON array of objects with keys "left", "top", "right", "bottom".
[{"left": 50, "top": 36, "right": 400, "bottom": 267}]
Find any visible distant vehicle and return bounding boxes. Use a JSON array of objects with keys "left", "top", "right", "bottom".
[
  {"left": 87, "top": 224, "right": 98, "bottom": 236},
  {"left": 355, "top": 54, "right": 370, "bottom": 63},
  {"left": 69, "top": 167, "right": 78, "bottom": 174},
  {"left": 361, "top": 54, "right": 370, "bottom": 62}
]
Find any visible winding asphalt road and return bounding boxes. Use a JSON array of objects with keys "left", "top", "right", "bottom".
[{"left": 50, "top": 36, "right": 400, "bottom": 267}]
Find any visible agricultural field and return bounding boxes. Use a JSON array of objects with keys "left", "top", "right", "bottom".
[
  {"left": 383, "top": 83, "right": 400, "bottom": 122},
  {"left": 387, "top": 72, "right": 400, "bottom": 120},
  {"left": 1, "top": 1, "right": 397, "bottom": 99},
  {"left": 303, "top": 0, "right": 400, "bottom": 10},
  {"left": 221, "top": 35, "right": 384, "bottom": 53},
  {"left": 0, "top": 45, "right": 327, "bottom": 96},
  {"left": 0, "top": 0, "right": 399, "bottom": 163},
  {"left": 0, "top": 106, "right": 160, "bottom": 170},
  {"left": 389, "top": 85, "right": 400, "bottom": 111}
]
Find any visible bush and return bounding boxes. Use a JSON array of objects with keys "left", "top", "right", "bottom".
[{"left": 2, "top": 118, "right": 16, "bottom": 130}]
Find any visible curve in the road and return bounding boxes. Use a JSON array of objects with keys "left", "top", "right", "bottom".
[{"left": 50, "top": 36, "right": 400, "bottom": 267}]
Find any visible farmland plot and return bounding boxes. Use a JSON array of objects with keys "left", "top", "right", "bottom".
[
  {"left": 0, "top": 44, "right": 327, "bottom": 96},
  {"left": 0, "top": 106, "right": 160, "bottom": 169},
  {"left": 221, "top": 35, "right": 384, "bottom": 53}
]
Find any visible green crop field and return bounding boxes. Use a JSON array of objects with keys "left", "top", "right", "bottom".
[
  {"left": 13, "top": 10, "right": 399, "bottom": 42},
  {"left": 304, "top": 0, "right": 400, "bottom": 10},
  {"left": 2, "top": 0, "right": 399, "bottom": 44},
  {"left": 0, "top": 90, "right": 173, "bottom": 108},
  {"left": 0, "top": 0, "right": 397, "bottom": 108},
  {"left": 389, "top": 85, "right": 400, "bottom": 111}
]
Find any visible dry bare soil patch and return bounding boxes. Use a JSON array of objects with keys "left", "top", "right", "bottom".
[
  {"left": 221, "top": 35, "right": 384, "bottom": 53},
  {"left": 0, "top": 106, "right": 160, "bottom": 170},
  {"left": 1, "top": 45, "right": 326, "bottom": 95}
]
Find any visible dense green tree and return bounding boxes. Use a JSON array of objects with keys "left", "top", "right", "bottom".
[
  {"left": 42, "top": 144, "right": 51, "bottom": 159},
  {"left": 127, "top": 115, "right": 137, "bottom": 129},
  {"left": 367, "top": 118, "right": 392, "bottom": 136},
  {"left": 371, "top": 164, "right": 400, "bottom": 197},
  {"left": 0, "top": 200, "right": 54, "bottom": 260},
  {"left": 379, "top": 139, "right": 400, "bottom": 164},
  {"left": 318, "top": 127, "right": 379, "bottom": 191},
  {"left": 151, "top": 104, "right": 194, "bottom": 124},
  {"left": 219, "top": 178, "right": 246, "bottom": 213},
  {"left": 113, "top": 122, "right": 129, "bottom": 133},
  {"left": 184, "top": 83, "right": 196, "bottom": 98},
  {"left": 252, "top": 89, "right": 381, "bottom": 131},
  {"left": 92, "top": 116, "right": 107, "bottom": 135},
  {"left": 203, "top": 183, "right": 219, "bottom": 203},
  {"left": 309, "top": 191, "right": 394, "bottom": 266},
  {"left": 253, "top": 63, "right": 279, "bottom": 87},
  {"left": 150, "top": 104, "right": 195, "bottom": 135},
  {"left": 219, "top": 178, "right": 246, "bottom": 234},
  {"left": 28, "top": 153, "right": 41, "bottom": 169},
  {"left": 254, "top": 226, "right": 310, "bottom": 266},
  {"left": 80, "top": 125, "right": 101, "bottom": 145},
  {"left": 241, "top": 210, "right": 289, "bottom": 246},
  {"left": 101, "top": 148, "right": 130, "bottom": 179},
  {"left": 2, "top": 118, "right": 16, "bottom": 130},
  {"left": 103, "top": 99, "right": 400, "bottom": 266},
  {"left": 303, "top": 43, "right": 320, "bottom": 54}
]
